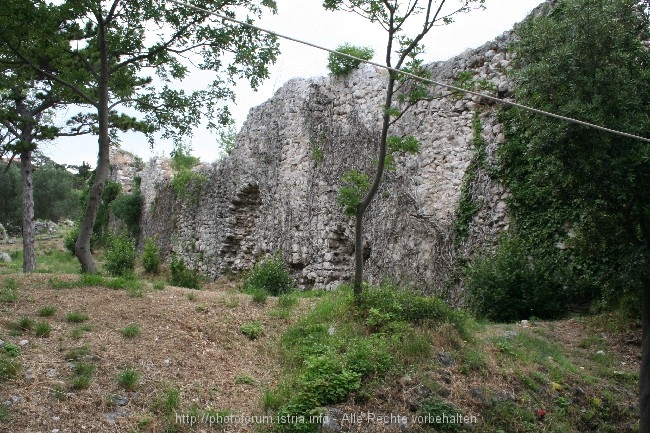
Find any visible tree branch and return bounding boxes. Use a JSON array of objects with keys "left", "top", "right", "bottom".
[{"left": 8, "top": 44, "right": 98, "bottom": 107}]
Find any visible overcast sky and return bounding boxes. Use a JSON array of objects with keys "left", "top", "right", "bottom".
[{"left": 42, "top": 0, "right": 543, "bottom": 167}]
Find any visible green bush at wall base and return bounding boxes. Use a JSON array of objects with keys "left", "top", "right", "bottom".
[
  {"left": 141, "top": 237, "right": 162, "bottom": 274},
  {"left": 241, "top": 254, "right": 293, "bottom": 296},
  {"left": 169, "top": 256, "right": 201, "bottom": 289},
  {"left": 104, "top": 233, "right": 137, "bottom": 277}
]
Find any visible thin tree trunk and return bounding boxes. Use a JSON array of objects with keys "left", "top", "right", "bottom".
[
  {"left": 352, "top": 73, "right": 396, "bottom": 301},
  {"left": 641, "top": 276, "right": 650, "bottom": 433},
  {"left": 74, "top": 16, "right": 110, "bottom": 273},
  {"left": 20, "top": 149, "right": 35, "bottom": 273}
]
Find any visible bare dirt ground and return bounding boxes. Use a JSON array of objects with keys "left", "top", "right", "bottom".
[{"left": 0, "top": 274, "right": 311, "bottom": 433}]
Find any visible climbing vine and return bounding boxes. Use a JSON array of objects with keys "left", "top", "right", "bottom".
[{"left": 453, "top": 111, "right": 487, "bottom": 242}]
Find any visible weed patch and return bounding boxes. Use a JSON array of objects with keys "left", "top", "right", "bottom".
[
  {"left": 120, "top": 323, "right": 140, "bottom": 338},
  {"left": 240, "top": 321, "right": 264, "bottom": 340},
  {"left": 116, "top": 368, "right": 140, "bottom": 391},
  {"left": 0, "top": 278, "right": 18, "bottom": 302}
]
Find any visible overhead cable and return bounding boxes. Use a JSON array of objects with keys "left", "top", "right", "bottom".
[{"left": 167, "top": 0, "right": 650, "bottom": 144}]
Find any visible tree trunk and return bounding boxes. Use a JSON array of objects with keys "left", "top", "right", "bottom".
[
  {"left": 352, "top": 73, "right": 396, "bottom": 301},
  {"left": 353, "top": 210, "right": 364, "bottom": 300},
  {"left": 20, "top": 149, "right": 35, "bottom": 273},
  {"left": 74, "top": 16, "right": 110, "bottom": 273},
  {"left": 641, "top": 275, "right": 650, "bottom": 433}
]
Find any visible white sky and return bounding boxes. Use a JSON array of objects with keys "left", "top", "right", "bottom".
[{"left": 42, "top": 0, "right": 543, "bottom": 167}]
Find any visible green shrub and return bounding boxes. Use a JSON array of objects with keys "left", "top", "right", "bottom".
[
  {"left": 63, "top": 226, "right": 79, "bottom": 255},
  {"left": 110, "top": 190, "right": 142, "bottom": 237},
  {"left": 357, "top": 283, "right": 461, "bottom": 325},
  {"left": 0, "top": 357, "right": 20, "bottom": 380},
  {"left": 2, "top": 343, "right": 20, "bottom": 358},
  {"left": 104, "top": 233, "right": 136, "bottom": 277},
  {"left": 141, "top": 237, "right": 161, "bottom": 274},
  {"left": 250, "top": 288, "right": 269, "bottom": 304},
  {"left": 465, "top": 236, "right": 569, "bottom": 322},
  {"left": 327, "top": 43, "right": 374, "bottom": 76},
  {"left": 419, "top": 398, "right": 463, "bottom": 432},
  {"left": 240, "top": 321, "right": 264, "bottom": 340},
  {"left": 241, "top": 254, "right": 293, "bottom": 296},
  {"left": 169, "top": 256, "right": 201, "bottom": 289},
  {"left": 170, "top": 147, "right": 200, "bottom": 171},
  {"left": 344, "top": 336, "right": 392, "bottom": 377}
]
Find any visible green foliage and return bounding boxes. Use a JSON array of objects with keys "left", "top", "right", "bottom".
[
  {"left": 104, "top": 233, "right": 137, "bottom": 277},
  {"left": 169, "top": 256, "right": 201, "bottom": 289},
  {"left": 0, "top": 163, "right": 21, "bottom": 233},
  {"left": 141, "top": 237, "right": 162, "bottom": 274},
  {"left": 170, "top": 147, "right": 201, "bottom": 171},
  {"left": 241, "top": 254, "right": 294, "bottom": 296},
  {"left": 35, "top": 322, "right": 52, "bottom": 337},
  {"left": 63, "top": 346, "right": 90, "bottom": 361},
  {"left": 454, "top": 111, "right": 487, "bottom": 241},
  {"left": 269, "top": 286, "right": 471, "bottom": 432},
  {"left": 120, "top": 323, "right": 140, "bottom": 338},
  {"left": 250, "top": 288, "right": 269, "bottom": 304},
  {"left": 452, "top": 70, "right": 497, "bottom": 97},
  {"left": 466, "top": 235, "right": 571, "bottom": 321},
  {"left": 337, "top": 170, "right": 371, "bottom": 216},
  {"left": 327, "top": 43, "right": 374, "bottom": 76},
  {"left": 65, "top": 311, "right": 89, "bottom": 323},
  {"left": 0, "top": 356, "right": 20, "bottom": 380},
  {"left": 2, "top": 342, "right": 20, "bottom": 358},
  {"left": 37, "top": 305, "right": 57, "bottom": 317},
  {"left": 16, "top": 316, "right": 35, "bottom": 332},
  {"left": 116, "top": 368, "right": 140, "bottom": 391},
  {"left": 69, "top": 361, "right": 95, "bottom": 390},
  {"left": 33, "top": 162, "right": 81, "bottom": 222},
  {"left": 240, "top": 321, "right": 264, "bottom": 340},
  {"left": 151, "top": 386, "right": 181, "bottom": 416},
  {"left": 386, "top": 135, "right": 420, "bottom": 154},
  {"left": 478, "top": 0, "right": 650, "bottom": 317},
  {"left": 0, "top": 159, "right": 80, "bottom": 232},
  {"left": 310, "top": 145, "right": 324, "bottom": 163},
  {"left": 109, "top": 187, "right": 142, "bottom": 237},
  {"left": 419, "top": 398, "right": 463, "bottom": 432},
  {"left": 86, "top": 179, "right": 121, "bottom": 248},
  {"left": 169, "top": 146, "right": 209, "bottom": 203},
  {"left": 171, "top": 170, "right": 209, "bottom": 202},
  {"left": 64, "top": 226, "right": 79, "bottom": 255},
  {"left": 218, "top": 126, "right": 237, "bottom": 156},
  {"left": 357, "top": 283, "right": 469, "bottom": 331},
  {"left": 0, "top": 278, "right": 19, "bottom": 303},
  {"left": 234, "top": 374, "right": 256, "bottom": 385}
]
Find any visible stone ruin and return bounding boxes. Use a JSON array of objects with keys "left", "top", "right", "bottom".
[{"left": 124, "top": 25, "right": 526, "bottom": 301}]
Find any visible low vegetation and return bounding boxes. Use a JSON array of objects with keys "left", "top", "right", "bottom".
[{"left": 0, "top": 215, "right": 640, "bottom": 433}]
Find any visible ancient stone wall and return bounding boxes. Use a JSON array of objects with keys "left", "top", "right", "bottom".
[{"left": 138, "top": 30, "right": 517, "bottom": 299}]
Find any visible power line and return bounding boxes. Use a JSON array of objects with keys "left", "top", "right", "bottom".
[{"left": 167, "top": 0, "right": 650, "bottom": 144}]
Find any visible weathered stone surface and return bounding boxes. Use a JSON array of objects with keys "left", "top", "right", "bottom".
[{"left": 136, "top": 28, "right": 522, "bottom": 297}]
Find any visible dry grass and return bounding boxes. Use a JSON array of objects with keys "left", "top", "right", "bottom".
[{"left": 0, "top": 274, "right": 310, "bottom": 433}]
